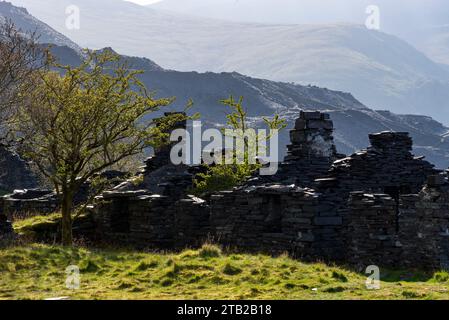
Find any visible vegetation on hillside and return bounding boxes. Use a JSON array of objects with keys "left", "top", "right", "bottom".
[
  {"left": 193, "top": 96, "right": 286, "bottom": 196},
  {"left": 1, "top": 244, "right": 449, "bottom": 300}
]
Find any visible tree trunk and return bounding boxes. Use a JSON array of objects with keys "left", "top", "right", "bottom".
[{"left": 61, "top": 191, "right": 74, "bottom": 246}]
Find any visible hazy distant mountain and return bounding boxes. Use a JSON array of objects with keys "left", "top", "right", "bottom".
[
  {"left": 8, "top": 0, "right": 449, "bottom": 126},
  {"left": 46, "top": 44, "right": 449, "bottom": 168},
  {"left": 2, "top": 1, "right": 449, "bottom": 167},
  {"left": 151, "top": 0, "right": 449, "bottom": 28},
  {"left": 151, "top": 0, "right": 449, "bottom": 61},
  {"left": 417, "top": 25, "right": 449, "bottom": 65},
  {"left": 0, "top": 1, "right": 80, "bottom": 51}
]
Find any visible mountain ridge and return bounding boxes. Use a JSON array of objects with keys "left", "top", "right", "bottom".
[
  {"left": 1, "top": 2, "right": 448, "bottom": 168},
  {"left": 0, "top": 1, "right": 80, "bottom": 51},
  {"left": 7, "top": 0, "right": 449, "bottom": 125}
]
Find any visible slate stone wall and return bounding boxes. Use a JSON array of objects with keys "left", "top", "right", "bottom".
[
  {"left": 2, "top": 189, "right": 57, "bottom": 217},
  {"left": 399, "top": 176, "right": 449, "bottom": 270},
  {"left": 313, "top": 131, "right": 438, "bottom": 262},
  {"left": 91, "top": 191, "right": 210, "bottom": 249},
  {"left": 210, "top": 186, "right": 317, "bottom": 258},
  {"left": 347, "top": 192, "right": 401, "bottom": 268},
  {"left": 9, "top": 111, "right": 449, "bottom": 270},
  {"left": 252, "top": 111, "right": 341, "bottom": 187}
]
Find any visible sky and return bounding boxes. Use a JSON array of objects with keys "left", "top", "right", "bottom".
[{"left": 124, "top": 0, "right": 162, "bottom": 5}]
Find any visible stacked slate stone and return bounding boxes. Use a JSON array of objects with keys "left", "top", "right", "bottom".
[
  {"left": 399, "top": 175, "right": 449, "bottom": 270},
  {"left": 1, "top": 171, "right": 129, "bottom": 216},
  {"left": 323, "top": 131, "right": 437, "bottom": 198},
  {"left": 209, "top": 184, "right": 344, "bottom": 261},
  {"left": 91, "top": 191, "right": 173, "bottom": 248},
  {"left": 80, "top": 112, "right": 449, "bottom": 269},
  {"left": 210, "top": 185, "right": 306, "bottom": 255},
  {"left": 141, "top": 112, "right": 196, "bottom": 199},
  {"left": 2, "top": 189, "right": 58, "bottom": 216},
  {"left": 91, "top": 191, "right": 210, "bottom": 249},
  {"left": 369, "top": 132, "right": 412, "bottom": 153},
  {"left": 347, "top": 192, "right": 401, "bottom": 268},
  {"left": 173, "top": 196, "right": 210, "bottom": 248},
  {"left": 253, "top": 111, "right": 339, "bottom": 187}
]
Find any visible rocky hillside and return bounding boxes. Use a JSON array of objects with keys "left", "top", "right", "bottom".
[
  {"left": 54, "top": 46, "right": 449, "bottom": 167},
  {"left": 0, "top": 1, "right": 79, "bottom": 51},
  {"left": 9, "top": 0, "right": 449, "bottom": 125},
  {"left": 1, "top": 2, "right": 448, "bottom": 168}
]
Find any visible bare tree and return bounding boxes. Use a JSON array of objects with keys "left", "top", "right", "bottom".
[{"left": 0, "top": 19, "right": 47, "bottom": 145}]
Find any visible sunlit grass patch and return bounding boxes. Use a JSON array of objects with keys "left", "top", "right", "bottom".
[{"left": 0, "top": 244, "right": 448, "bottom": 300}]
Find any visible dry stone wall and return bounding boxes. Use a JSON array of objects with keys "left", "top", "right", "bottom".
[
  {"left": 90, "top": 191, "right": 210, "bottom": 249},
  {"left": 5, "top": 111, "right": 449, "bottom": 270},
  {"left": 347, "top": 192, "right": 401, "bottom": 268},
  {"left": 399, "top": 175, "right": 449, "bottom": 270},
  {"left": 252, "top": 111, "right": 341, "bottom": 187}
]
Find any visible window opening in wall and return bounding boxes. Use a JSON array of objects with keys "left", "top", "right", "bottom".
[{"left": 263, "top": 195, "right": 283, "bottom": 233}]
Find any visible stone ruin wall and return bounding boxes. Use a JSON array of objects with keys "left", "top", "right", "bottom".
[
  {"left": 210, "top": 186, "right": 316, "bottom": 257},
  {"left": 399, "top": 175, "right": 449, "bottom": 270},
  {"left": 255, "top": 111, "right": 340, "bottom": 187},
  {"left": 346, "top": 173, "right": 449, "bottom": 270},
  {"left": 0, "top": 171, "right": 128, "bottom": 218},
  {"left": 3, "top": 111, "right": 449, "bottom": 270},
  {"left": 91, "top": 191, "right": 210, "bottom": 249},
  {"left": 1, "top": 190, "right": 58, "bottom": 217}
]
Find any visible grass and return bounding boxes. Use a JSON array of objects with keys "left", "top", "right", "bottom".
[
  {"left": 13, "top": 212, "right": 62, "bottom": 234},
  {"left": 1, "top": 244, "right": 449, "bottom": 300}
]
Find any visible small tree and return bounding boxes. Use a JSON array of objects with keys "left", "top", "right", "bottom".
[
  {"left": 15, "top": 50, "right": 177, "bottom": 246},
  {"left": 0, "top": 20, "right": 46, "bottom": 144},
  {"left": 193, "top": 96, "right": 286, "bottom": 195}
]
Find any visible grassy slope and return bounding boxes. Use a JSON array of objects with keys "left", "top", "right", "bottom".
[{"left": 1, "top": 244, "right": 449, "bottom": 300}]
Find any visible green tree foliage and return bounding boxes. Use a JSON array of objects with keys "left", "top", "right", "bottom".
[
  {"left": 193, "top": 96, "right": 286, "bottom": 196},
  {"left": 14, "top": 49, "right": 180, "bottom": 246}
]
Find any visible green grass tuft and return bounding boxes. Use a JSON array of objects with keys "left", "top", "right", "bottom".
[
  {"left": 332, "top": 271, "right": 348, "bottom": 283},
  {"left": 0, "top": 244, "right": 446, "bottom": 300},
  {"left": 198, "top": 244, "right": 222, "bottom": 259},
  {"left": 433, "top": 271, "right": 449, "bottom": 283},
  {"left": 222, "top": 263, "right": 243, "bottom": 276}
]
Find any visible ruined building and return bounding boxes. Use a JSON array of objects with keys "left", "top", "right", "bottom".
[{"left": 2, "top": 111, "right": 449, "bottom": 270}]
